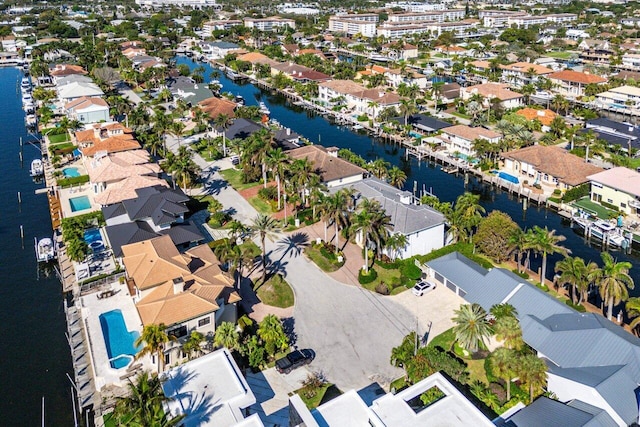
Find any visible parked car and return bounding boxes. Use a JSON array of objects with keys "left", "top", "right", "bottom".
[
  {"left": 229, "top": 155, "right": 240, "bottom": 166},
  {"left": 275, "top": 349, "right": 314, "bottom": 374},
  {"left": 412, "top": 280, "right": 436, "bottom": 296}
]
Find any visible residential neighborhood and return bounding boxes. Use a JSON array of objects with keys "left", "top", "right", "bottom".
[{"left": 5, "top": 0, "right": 640, "bottom": 426}]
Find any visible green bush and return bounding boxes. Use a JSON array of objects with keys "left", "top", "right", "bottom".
[
  {"left": 358, "top": 267, "right": 378, "bottom": 284},
  {"left": 258, "top": 186, "right": 278, "bottom": 201},
  {"left": 418, "top": 243, "right": 493, "bottom": 270},
  {"left": 375, "top": 259, "right": 401, "bottom": 269},
  {"left": 208, "top": 238, "right": 229, "bottom": 249},
  {"left": 209, "top": 211, "right": 232, "bottom": 227},
  {"left": 484, "top": 355, "right": 497, "bottom": 383},
  {"left": 400, "top": 262, "right": 422, "bottom": 280},
  {"left": 57, "top": 174, "right": 90, "bottom": 188},
  {"left": 356, "top": 114, "right": 368, "bottom": 122},
  {"left": 565, "top": 300, "right": 587, "bottom": 312},
  {"left": 561, "top": 183, "right": 590, "bottom": 202},
  {"left": 552, "top": 189, "right": 561, "bottom": 195},
  {"left": 600, "top": 200, "right": 620, "bottom": 212}
]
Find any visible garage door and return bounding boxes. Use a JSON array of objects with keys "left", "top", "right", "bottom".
[{"left": 435, "top": 272, "right": 444, "bottom": 283}]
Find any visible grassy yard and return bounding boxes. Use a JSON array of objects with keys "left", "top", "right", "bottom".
[
  {"left": 257, "top": 274, "right": 294, "bottom": 308},
  {"left": 239, "top": 240, "right": 262, "bottom": 259},
  {"left": 219, "top": 168, "right": 260, "bottom": 191},
  {"left": 428, "top": 327, "right": 455, "bottom": 350},
  {"left": 545, "top": 51, "right": 575, "bottom": 59},
  {"left": 48, "top": 133, "right": 71, "bottom": 144},
  {"left": 304, "top": 244, "right": 344, "bottom": 272},
  {"left": 571, "top": 196, "right": 616, "bottom": 219},
  {"left": 296, "top": 383, "right": 340, "bottom": 409},
  {"left": 450, "top": 111, "right": 470, "bottom": 120},
  {"left": 361, "top": 264, "right": 413, "bottom": 294},
  {"left": 248, "top": 196, "right": 275, "bottom": 215}
]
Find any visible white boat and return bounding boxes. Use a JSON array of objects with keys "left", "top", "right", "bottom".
[
  {"left": 258, "top": 101, "right": 270, "bottom": 115},
  {"left": 22, "top": 93, "right": 33, "bottom": 105},
  {"left": 608, "top": 232, "right": 627, "bottom": 248},
  {"left": 572, "top": 216, "right": 592, "bottom": 231},
  {"left": 234, "top": 95, "right": 245, "bottom": 106},
  {"left": 26, "top": 114, "right": 37, "bottom": 128},
  {"left": 30, "top": 158, "right": 43, "bottom": 176},
  {"left": 21, "top": 77, "right": 30, "bottom": 89},
  {"left": 35, "top": 237, "right": 55, "bottom": 262},
  {"left": 589, "top": 220, "right": 616, "bottom": 240}
]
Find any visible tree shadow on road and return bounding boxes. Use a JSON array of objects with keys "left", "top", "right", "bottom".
[
  {"left": 282, "top": 316, "right": 297, "bottom": 348},
  {"left": 275, "top": 232, "right": 309, "bottom": 262}
]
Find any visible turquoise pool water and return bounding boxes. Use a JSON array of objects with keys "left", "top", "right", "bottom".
[
  {"left": 409, "top": 131, "right": 423, "bottom": 139},
  {"left": 99, "top": 309, "right": 140, "bottom": 369},
  {"left": 69, "top": 196, "right": 91, "bottom": 212},
  {"left": 62, "top": 167, "right": 80, "bottom": 178},
  {"left": 498, "top": 171, "right": 519, "bottom": 184},
  {"left": 84, "top": 228, "right": 104, "bottom": 252}
]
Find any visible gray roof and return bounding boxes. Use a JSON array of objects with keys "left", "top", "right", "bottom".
[
  {"left": 396, "top": 114, "right": 453, "bottom": 132},
  {"left": 331, "top": 178, "right": 445, "bottom": 235},
  {"left": 220, "top": 118, "right": 262, "bottom": 140},
  {"left": 106, "top": 221, "right": 203, "bottom": 257},
  {"left": 56, "top": 74, "right": 93, "bottom": 85},
  {"left": 103, "top": 186, "right": 189, "bottom": 227},
  {"left": 505, "top": 397, "right": 617, "bottom": 427},
  {"left": 168, "top": 76, "right": 215, "bottom": 105}
]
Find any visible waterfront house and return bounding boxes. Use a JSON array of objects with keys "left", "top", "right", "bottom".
[
  {"left": 290, "top": 372, "right": 494, "bottom": 426},
  {"left": 401, "top": 114, "right": 453, "bottom": 134},
  {"left": 49, "top": 64, "right": 87, "bottom": 84},
  {"left": 213, "top": 118, "right": 263, "bottom": 141},
  {"left": 85, "top": 149, "right": 161, "bottom": 197},
  {"left": 288, "top": 145, "right": 367, "bottom": 188},
  {"left": 501, "top": 145, "right": 603, "bottom": 190},
  {"left": 422, "top": 251, "right": 640, "bottom": 426},
  {"left": 587, "top": 167, "right": 640, "bottom": 217},
  {"left": 595, "top": 85, "right": 640, "bottom": 114},
  {"left": 438, "top": 124, "right": 502, "bottom": 158},
  {"left": 122, "top": 235, "right": 240, "bottom": 368},
  {"left": 460, "top": 83, "right": 524, "bottom": 109},
  {"left": 331, "top": 177, "right": 445, "bottom": 259},
  {"left": 503, "top": 397, "right": 617, "bottom": 426},
  {"left": 163, "top": 348, "right": 263, "bottom": 427},
  {"left": 167, "top": 76, "right": 214, "bottom": 106},
  {"left": 584, "top": 117, "right": 640, "bottom": 152},
  {"left": 103, "top": 185, "right": 203, "bottom": 257},
  {"left": 75, "top": 122, "right": 140, "bottom": 157},
  {"left": 270, "top": 62, "right": 331, "bottom": 83},
  {"left": 237, "top": 51, "right": 281, "bottom": 68},
  {"left": 57, "top": 81, "right": 105, "bottom": 103},
  {"left": 64, "top": 96, "right": 110, "bottom": 124},
  {"left": 385, "top": 67, "right": 429, "bottom": 90},
  {"left": 273, "top": 127, "right": 301, "bottom": 150},
  {"left": 318, "top": 80, "right": 401, "bottom": 119},
  {"left": 197, "top": 96, "right": 236, "bottom": 121},
  {"left": 199, "top": 41, "right": 239, "bottom": 59},
  {"left": 547, "top": 70, "right": 607, "bottom": 98}
]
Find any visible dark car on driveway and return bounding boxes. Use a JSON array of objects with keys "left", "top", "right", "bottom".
[{"left": 275, "top": 349, "right": 314, "bottom": 374}]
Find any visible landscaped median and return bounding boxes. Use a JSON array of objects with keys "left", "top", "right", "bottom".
[
  {"left": 304, "top": 241, "right": 345, "bottom": 272},
  {"left": 256, "top": 274, "right": 294, "bottom": 308}
]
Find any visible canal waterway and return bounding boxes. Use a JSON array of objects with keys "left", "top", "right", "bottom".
[
  {"left": 0, "top": 67, "right": 73, "bottom": 426},
  {"left": 178, "top": 56, "right": 640, "bottom": 311}
]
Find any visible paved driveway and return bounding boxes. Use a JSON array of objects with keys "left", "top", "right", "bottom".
[{"left": 260, "top": 234, "right": 417, "bottom": 392}]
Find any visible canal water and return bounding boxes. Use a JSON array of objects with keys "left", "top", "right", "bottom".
[
  {"left": 179, "top": 56, "right": 640, "bottom": 311},
  {"left": 0, "top": 67, "right": 73, "bottom": 425}
]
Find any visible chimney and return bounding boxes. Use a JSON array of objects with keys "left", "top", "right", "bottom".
[
  {"left": 399, "top": 193, "right": 412, "bottom": 205},
  {"left": 286, "top": 127, "right": 291, "bottom": 135},
  {"left": 379, "top": 92, "right": 384, "bottom": 98},
  {"left": 326, "top": 146, "right": 339, "bottom": 157},
  {"left": 629, "top": 126, "right": 634, "bottom": 133},
  {"left": 172, "top": 277, "right": 185, "bottom": 294}
]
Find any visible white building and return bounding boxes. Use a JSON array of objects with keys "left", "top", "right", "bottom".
[
  {"left": 136, "top": 0, "right": 221, "bottom": 7},
  {"left": 384, "top": 1, "right": 445, "bottom": 12},
  {"left": 596, "top": 85, "right": 640, "bottom": 111},
  {"left": 57, "top": 81, "right": 105, "bottom": 103},
  {"left": 388, "top": 9, "right": 465, "bottom": 23},
  {"left": 439, "top": 124, "right": 502, "bottom": 157},
  {"left": 163, "top": 349, "right": 264, "bottom": 427},
  {"left": 507, "top": 15, "right": 548, "bottom": 28},
  {"left": 202, "top": 19, "right": 242, "bottom": 36},
  {"left": 329, "top": 13, "right": 378, "bottom": 37},
  {"left": 318, "top": 80, "right": 401, "bottom": 119},
  {"left": 588, "top": 167, "right": 640, "bottom": 216},
  {"left": 243, "top": 17, "right": 296, "bottom": 31},
  {"left": 65, "top": 97, "right": 110, "bottom": 124},
  {"left": 621, "top": 53, "right": 640, "bottom": 71}
]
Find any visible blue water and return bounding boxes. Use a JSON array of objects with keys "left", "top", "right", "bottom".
[
  {"left": 62, "top": 167, "right": 80, "bottom": 178},
  {"left": 99, "top": 309, "right": 140, "bottom": 369},
  {"left": 409, "top": 131, "right": 423, "bottom": 139},
  {"left": 69, "top": 195, "right": 91, "bottom": 212},
  {"left": 177, "top": 56, "right": 640, "bottom": 318},
  {"left": 498, "top": 171, "right": 520, "bottom": 184},
  {"left": 0, "top": 68, "right": 73, "bottom": 425},
  {"left": 84, "top": 228, "right": 101, "bottom": 245}
]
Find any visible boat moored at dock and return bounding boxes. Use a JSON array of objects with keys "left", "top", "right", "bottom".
[{"left": 35, "top": 237, "right": 55, "bottom": 262}]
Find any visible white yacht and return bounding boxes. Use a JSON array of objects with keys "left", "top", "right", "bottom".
[
  {"left": 589, "top": 220, "right": 616, "bottom": 240},
  {"left": 30, "top": 158, "right": 43, "bottom": 177},
  {"left": 35, "top": 237, "right": 55, "bottom": 262},
  {"left": 20, "top": 77, "right": 30, "bottom": 90},
  {"left": 258, "top": 101, "right": 270, "bottom": 115}
]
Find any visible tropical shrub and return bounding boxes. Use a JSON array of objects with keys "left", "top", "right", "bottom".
[
  {"left": 358, "top": 267, "right": 378, "bottom": 284},
  {"left": 400, "top": 262, "right": 422, "bottom": 280}
]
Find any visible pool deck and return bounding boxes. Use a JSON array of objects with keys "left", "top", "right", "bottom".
[
  {"left": 79, "top": 280, "right": 154, "bottom": 392},
  {"left": 58, "top": 185, "right": 99, "bottom": 218}
]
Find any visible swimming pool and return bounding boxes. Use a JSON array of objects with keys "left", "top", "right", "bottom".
[
  {"left": 84, "top": 228, "right": 104, "bottom": 252},
  {"left": 498, "top": 171, "right": 520, "bottom": 184},
  {"left": 99, "top": 309, "right": 140, "bottom": 369},
  {"left": 409, "top": 131, "right": 423, "bottom": 139},
  {"left": 62, "top": 167, "right": 80, "bottom": 178},
  {"left": 69, "top": 196, "right": 91, "bottom": 212}
]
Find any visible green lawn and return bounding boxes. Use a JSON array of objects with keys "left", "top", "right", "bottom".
[
  {"left": 428, "top": 327, "right": 455, "bottom": 350},
  {"left": 219, "top": 168, "right": 260, "bottom": 191},
  {"left": 296, "top": 383, "right": 337, "bottom": 409},
  {"left": 48, "top": 133, "right": 71, "bottom": 144},
  {"left": 362, "top": 264, "right": 412, "bottom": 294},
  {"left": 239, "top": 240, "right": 262, "bottom": 259},
  {"left": 248, "top": 196, "right": 275, "bottom": 215},
  {"left": 571, "top": 196, "right": 616, "bottom": 219},
  {"left": 304, "top": 244, "right": 343, "bottom": 272},
  {"left": 545, "top": 51, "right": 575, "bottom": 59},
  {"left": 450, "top": 111, "right": 471, "bottom": 120},
  {"left": 256, "top": 274, "right": 294, "bottom": 308}
]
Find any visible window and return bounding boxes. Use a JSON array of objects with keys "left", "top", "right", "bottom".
[
  {"left": 198, "top": 317, "right": 211, "bottom": 327},
  {"left": 165, "top": 353, "right": 170, "bottom": 366},
  {"left": 621, "top": 203, "right": 627, "bottom": 209},
  {"left": 168, "top": 325, "right": 187, "bottom": 339}
]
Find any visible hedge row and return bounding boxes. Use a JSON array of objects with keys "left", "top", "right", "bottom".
[{"left": 57, "top": 175, "right": 90, "bottom": 188}]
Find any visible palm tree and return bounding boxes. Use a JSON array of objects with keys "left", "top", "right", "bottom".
[
  {"left": 351, "top": 200, "right": 391, "bottom": 272},
  {"left": 387, "top": 166, "right": 407, "bottom": 189},
  {"left": 213, "top": 321, "right": 240, "bottom": 351},
  {"left": 399, "top": 99, "right": 417, "bottom": 126},
  {"left": 384, "top": 233, "right": 408, "bottom": 261},
  {"left": 491, "top": 348, "right": 517, "bottom": 401},
  {"left": 165, "top": 146, "right": 201, "bottom": 191},
  {"left": 288, "top": 157, "right": 315, "bottom": 204},
  {"left": 626, "top": 297, "right": 640, "bottom": 333},
  {"left": 251, "top": 214, "right": 280, "bottom": 283},
  {"left": 326, "top": 190, "right": 351, "bottom": 253},
  {"left": 509, "top": 228, "right": 528, "bottom": 273},
  {"left": 490, "top": 303, "right": 517, "bottom": 320},
  {"left": 214, "top": 113, "right": 233, "bottom": 156},
  {"left": 517, "top": 354, "right": 547, "bottom": 403},
  {"left": 452, "top": 303, "right": 493, "bottom": 353},
  {"left": 181, "top": 331, "right": 205, "bottom": 360},
  {"left": 266, "top": 148, "right": 289, "bottom": 208},
  {"left": 592, "top": 252, "right": 634, "bottom": 320},
  {"left": 529, "top": 226, "right": 570, "bottom": 286},
  {"left": 555, "top": 256, "right": 592, "bottom": 304},
  {"left": 257, "top": 314, "right": 289, "bottom": 357},
  {"left": 134, "top": 323, "right": 175, "bottom": 373},
  {"left": 493, "top": 316, "right": 524, "bottom": 350},
  {"left": 453, "top": 192, "right": 485, "bottom": 242}
]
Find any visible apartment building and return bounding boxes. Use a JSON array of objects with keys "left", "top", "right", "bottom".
[
  {"left": 201, "top": 19, "right": 242, "bottom": 36},
  {"left": 328, "top": 13, "right": 379, "bottom": 37},
  {"left": 243, "top": 17, "right": 296, "bottom": 31}
]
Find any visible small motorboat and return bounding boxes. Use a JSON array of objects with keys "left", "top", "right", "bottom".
[
  {"left": 26, "top": 115, "right": 37, "bottom": 128},
  {"left": 30, "top": 158, "right": 44, "bottom": 177},
  {"left": 21, "top": 77, "right": 30, "bottom": 89},
  {"left": 35, "top": 237, "right": 56, "bottom": 262},
  {"left": 589, "top": 220, "right": 615, "bottom": 240},
  {"left": 234, "top": 95, "right": 245, "bottom": 106},
  {"left": 258, "top": 101, "right": 270, "bottom": 115}
]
